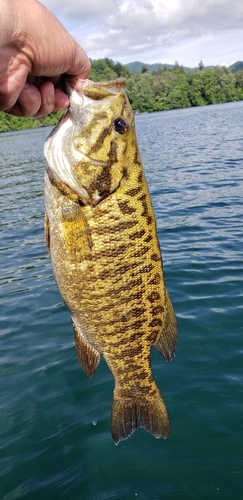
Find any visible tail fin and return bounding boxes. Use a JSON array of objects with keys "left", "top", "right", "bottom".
[{"left": 111, "top": 388, "right": 170, "bottom": 444}]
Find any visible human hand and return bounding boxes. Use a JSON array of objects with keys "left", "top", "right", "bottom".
[{"left": 0, "top": 0, "right": 91, "bottom": 117}]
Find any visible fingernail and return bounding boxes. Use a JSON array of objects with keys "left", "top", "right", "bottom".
[{"left": 46, "top": 92, "right": 55, "bottom": 105}]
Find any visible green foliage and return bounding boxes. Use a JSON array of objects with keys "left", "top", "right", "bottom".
[
  {"left": 89, "top": 58, "right": 131, "bottom": 81},
  {"left": 0, "top": 111, "right": 63, "bottom": 133},
  {"left": 125, "top": 62, "right": 243, "bottom": 112},
  {"left": 187, "top": 72, "right": 207, "bottom": 106},
  {"left": 235, "top": 70, "right": 243, "bottom": 100},
  {"left": 1, "top": 60, "right": 243, "bottom": 133},
  {"left": 126, "top": 72, "right": 164, "bottom": 112},
  {"left": 198, "top": 60, "right": 204, "bottom": 71}
]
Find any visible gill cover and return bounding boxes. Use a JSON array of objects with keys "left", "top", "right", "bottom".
[{"left": 44, "top": 78, "right": 135, "bottom": 205}]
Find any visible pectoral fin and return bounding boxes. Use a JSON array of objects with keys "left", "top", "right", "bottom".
[
  {"left": 154, "top": 289, "right": 178, "bottom": 362},
  {"left": 61, "top": 200, "right": 92, "bottom": 261},
  {"left": 72, "top": 320, "right": 100, "bottom": 378}
]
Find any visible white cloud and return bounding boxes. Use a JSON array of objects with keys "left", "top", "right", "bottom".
[{"left": 41, "top": 0, "right": 243, "bottom": 66}]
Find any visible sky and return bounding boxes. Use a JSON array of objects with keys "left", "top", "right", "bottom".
[{"left": 41, "top": 0, "right": 243, "bottom": 68}]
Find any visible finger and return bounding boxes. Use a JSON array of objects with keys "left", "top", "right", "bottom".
[
  {"left": 7, "top": 82, "right": 70, "bottom": 117},
  {"left": 53, "top": 88, "right": 69, "bottom": 110},
  {"left": 16, "top": 82, "right": 42, "bottom": 117},
  {"left": 36, "top": 84, "right": 69, "bottom": 117},
  {"left": 36, "top": 81, "right": 55, "bottom": 117},
  {"left": 0, "top": 68, "right": 28, "bottom": 112},
  {"left": 0, "top": 89, "right": 20, "bottom": 112}
]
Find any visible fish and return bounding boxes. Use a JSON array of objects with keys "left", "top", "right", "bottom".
[{"left": 44, "top": 78, "right": 178, "bottom": 443}]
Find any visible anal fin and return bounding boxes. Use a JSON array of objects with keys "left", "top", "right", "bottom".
[
  {"left": 154, "top": 289, "right": 178, "bottom": 362},
  {"left": 72, "top": 320, "right": 100, "bottom": 378}
]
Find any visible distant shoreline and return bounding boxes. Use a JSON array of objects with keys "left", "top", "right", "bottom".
[
  {"left": 1, "top": 57, "right": 243, "bottom": 133},
  {"left": 2, "top": 99, "right": 243, "bottom": 134}
]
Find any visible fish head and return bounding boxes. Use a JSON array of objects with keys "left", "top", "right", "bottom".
[{"left": 44, "top": 78, "right": 137, "bottom": 205}]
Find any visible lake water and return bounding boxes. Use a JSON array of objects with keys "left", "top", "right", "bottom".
[{"left": 0, "top": 101, "right": 243, "bottom": 499}]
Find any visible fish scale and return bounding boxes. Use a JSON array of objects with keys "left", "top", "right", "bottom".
[{"left": 44, "top": 78, "right": 178, "bottom": 443}]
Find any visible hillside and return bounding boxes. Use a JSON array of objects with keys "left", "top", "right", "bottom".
[
  {"left": 229, "top": 61, "right": 243, "bottom": 71},
  {"left": 125, "top": 60, "right": 243, "bottom": 74},
  {"left": 125, "top": 61, "right": 196, "bottom": 73}
]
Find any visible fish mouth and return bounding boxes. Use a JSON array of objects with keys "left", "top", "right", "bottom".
[
  {"left": 65, "top": 77, "right": 126, "bottom": 100},
  {"left": 62, "top": 77, "right": 128, "bottom": 167},
  {"left": 63, "top": 77, "right": 127, "bottom": 134}
]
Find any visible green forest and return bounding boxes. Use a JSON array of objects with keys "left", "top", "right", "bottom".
[{"left": 1, "top": 59, "right": 243, "bottom": 132}]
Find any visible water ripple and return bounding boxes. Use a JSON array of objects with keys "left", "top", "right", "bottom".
[{"left": 1, "top": 103, "right": 243, "bottom": 499}]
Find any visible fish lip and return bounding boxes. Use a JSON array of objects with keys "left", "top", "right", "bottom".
[
  {"left": 64, "top": 78, "right": 85, "bottom": 97},
  {"left": 64, "top": 77, "right": 126, "bottom": 98}
]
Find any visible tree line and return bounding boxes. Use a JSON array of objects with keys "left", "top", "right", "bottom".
[
  {"left": 89, "top": 58, "right": 243, "bottom": 112},
  {"left": 1, "top": 58, "right": 243, "bottom": 132},
  {"left": 0, "top": 111, "right": 63, "bottom": 133}
]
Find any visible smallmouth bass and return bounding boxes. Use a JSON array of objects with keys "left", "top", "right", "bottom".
[{"left": 44, "top": 78, "right": 178, "bottom": 443}]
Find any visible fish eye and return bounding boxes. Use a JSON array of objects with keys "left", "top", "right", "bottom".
[{"left": 114, "top": 117, "right": 128, "bottom": 134}]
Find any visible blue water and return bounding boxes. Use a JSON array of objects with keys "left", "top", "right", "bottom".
[{"left": 0, "top": 101, "right": 243, "bottom": 499}]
